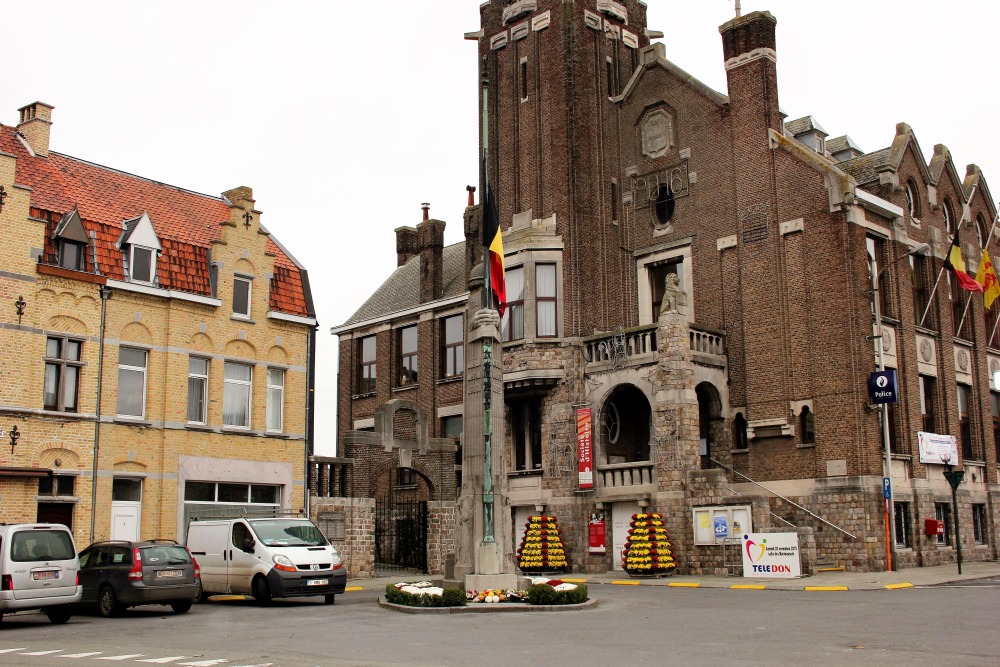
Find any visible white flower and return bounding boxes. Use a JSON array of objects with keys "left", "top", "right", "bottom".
[{"left": 553, "top": 583, "right": 578, "bottom": 592}]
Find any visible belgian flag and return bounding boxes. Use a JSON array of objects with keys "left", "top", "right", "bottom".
[
  {"left": 944, "top": 228, "right": 985, "bottom": 293},
  {"left": 481, "top": 161, "right": 506, "bottom": 316}
]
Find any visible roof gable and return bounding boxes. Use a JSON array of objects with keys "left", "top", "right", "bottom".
[
  {"left": 53, "top": 208, "right": 89, "bottom": 244},
  {"left": 119, "top": 212, "right": 161, "bottom": 251}
]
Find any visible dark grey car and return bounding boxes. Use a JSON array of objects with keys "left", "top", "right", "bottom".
[{"left": 77, "top": 541, "right": 200, "bottom": 617}]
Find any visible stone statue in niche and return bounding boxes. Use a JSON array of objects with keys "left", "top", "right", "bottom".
[
  {"left": 642, "top": 110, "right": 674, "bottom": 159},
  {"left": 660, "top": 272, "right": 687, "bottom": 318}
]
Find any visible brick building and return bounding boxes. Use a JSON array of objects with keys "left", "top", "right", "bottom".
[
  {"left": 328, "top": 2, "right": 998, "bottom": 575},
  {"left": 0, "top": 101, "right": 317, "bottom": 547}
]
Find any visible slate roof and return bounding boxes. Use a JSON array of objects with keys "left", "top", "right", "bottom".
[
  {"left": 785, "top": 116, "right": 828, "bottom": 137},
  {"left": 838, "top": 148, "right": 893, "bottom": 186},
  {"left": 1, "top": 124, "right": 311, "bottom": 317},
  {"left": 826, "top": 135, "right": 863, "bottom": 158},
  {"left": 342, "top": 242, "right": 468, "bottom": 326}
]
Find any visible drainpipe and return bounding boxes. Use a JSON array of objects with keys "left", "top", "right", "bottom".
[
  {"left": 304, "top": 321, "right": 317, "bottom": 519},
  {"left": 90, "top": 284, "right": 112, "bottom": 544}
]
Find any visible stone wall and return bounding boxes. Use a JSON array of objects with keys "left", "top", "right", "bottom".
[{"left": 312, "top": 497, "right": 375, "bottom": 579}]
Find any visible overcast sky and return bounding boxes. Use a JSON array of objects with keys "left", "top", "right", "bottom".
[{"left": 5, "top": 1, "right": 998, "bottom": 455}]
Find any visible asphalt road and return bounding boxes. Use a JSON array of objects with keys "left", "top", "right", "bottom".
[{"left": 1, "top": 580, "right": 998, "bottom": 666}]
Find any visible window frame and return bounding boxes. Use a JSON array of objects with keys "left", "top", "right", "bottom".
[
  {"left": 501, "top": 266, "right": 525, "bottom": 342},
  {"left": 942, "top": 198, "right": 954, "bottom": 235},
  {"left": 911, "top": 254, "right": 931, "bottom": 328},
  {"left": 957, "top": 383, "right": 974, "bottom": 460},
  {"left": 397, "top": 324, "right": 419, "bottom": 387},
  {"left": 934, "top": 502, "right": 952, "bottom": 546},
  {"left": 222, "top": 361, "right": 253, "bottom": 429},
  {"left": 510, "top": 398, "right": 543, "bottom": 472},
  {"left": 867, "top": 236, "right": 891, "bottom": 318},
  {"left": 357, "top": 335, "right": 377, "bottom": 394},
  {"left": 905, "top": 180, "right": 920, "bottom": 220},
  {"left": 972, "top": 504, "right": 987, "bottom": 545},
  {"left": 116, "top": 347, "right": 148, "bottom": 419},
  {"left": 441, "top": 315, "right": 464, "bottom": 379},
  {"left": 129, "top": 245, "right": 155, "bottom": 285},
  {"left": 894, "top": 501, "right": 912, "bottom": 548},
  {"left": 992, "top": 391, "right": 1000, "bottom": 461},
  {"left": 44, "top": 336, "right": 83, "bottom": 413},
  {"left": 233, "top": 276, "right": 252, "bottom": 319},
  {"left": 536, "top": 263, "right": 558, "bottom": 338},
  {"left": 799, "top": 406, "right": 815, "bottom": 445},
  {"left": 59, "top": 240, "right": 86, "bottom": 271},
  {"left": 187, "top": 357, "right": 209, "bottom": 425},
  {"left": 266, "top": 367, "right": 285, "bottom": 433},
  {"left": 919, "top": 375, "right": 937, "bottom": 434}
]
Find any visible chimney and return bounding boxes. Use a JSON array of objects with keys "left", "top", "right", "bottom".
[
  {"left": 17, "top": 102, "right": 55, "bottom": 157},
  {"left": 395, "top": 226, "right": 419, "bottom": 267},
  {"left": 417, "top": 204, "right": 445, "bottom": 303},
  {"left": 719, "top": 12, "right": 781, "bottom": 132},
  {"left": 464, "top": 187, "right": 484, "bottom": 284}
]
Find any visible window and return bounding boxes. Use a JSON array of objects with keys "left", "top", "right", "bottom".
[
  {"left": 886, "top": 402, "right": 899, "bottom": 454},
  {"left": 59, "top": 241, "right": 85, "bottom": 271},
  {"left": 606, "top": 58, "right": 614, "bottom": 97},
  {"left": 233, "top": 276, "right": 252, "bottom": 318},
  {"left": 957, "top": 383, "right": 973, "bottom": 460},
  {"left": 976, "top": 214, "right": 987, "bottom": 249},
  {"left": 943, "top": 198, "right": 954, "bottom": 235},
  {"left": 919, "top": 376, "right": 937, "bottom": 434},
  {"left": 209, "top": 263, "right": 219, "bottom": 298},
  {"left": 223, "top": 361, "right": 252, "bottom": 428},
  {"left": 443, "top": 415, "right": 463, "bottom": 492},
  {"left": 610, "top": 180, "right": 619, "bottom": 222},
  {"left": 934, "top": 503, "right": 952, "bottom": 546},
  {"left": 799, "top": 406, "right": 815, "bottom": 444},
  {"left": 44, "top": 337, "right": 82, "bottom": 412},
  {"left": 112, "top": 478, "right": 142, "bottom": 502},
  {"left": 972, "top": 504, "right": 987, "bottom": 545},
  {"left": 520, "top": 59, "right": 528, "bottom": 100},
  {"left": 950, "top": 274, "right": 971, "bottom": 339},
  {"left": 442, "top": 315, "right": 464, "bottom": 378},
  {"left": 398, "top": 325, "right": 418, "bottom": 386},
  {"left": 867, "top": 236, "right": 891, "bottom": 318},
  {"left": 733, "top": 413, "right": 748, "bottom": 450},
  {"left": 266, "top": 368, "right": 285, "bottom": 432},
  {"left": 905, "top": 180, "right": 919, "bottom": 219},
  {"left": 129, "top": 246, "right": 154, "bottom": 284},
  {"left": 894, "top": 501, "right": 911, "bottom": 548},
  {"left": 39, "top": 475, "right": 76, "bottom": 497},
  {"left": 510, "top": 398, "right": 542, "bottom": 471},
  {"left": 397, "top": 468, "right": 416, "bottom": 487},
  {"left": 358, "top": 336, "right": 377, "bottom": 394},
  {"left": 116, "top": 347, "right": 148, "bottom": 418},
  {"left": 988, "top": 306, "right": 1000, "bottom": 348},
  {"left": 536, "top": 264, "right": 557, "bottom": 337},
  {"left": 911, "top": 254, "right": 931, "bottom": 327},
  {"left": 992, "top": 392, "right": 1000, "bottom": 460},
  {"left": 502, "top": 267, "right": 525, "bottom": 342},
  {"left": 650, "top": 261, "right": 682, "bottom": 322},
  {"left": 187, "top": 357, "right": 209, "bottom": 424}
]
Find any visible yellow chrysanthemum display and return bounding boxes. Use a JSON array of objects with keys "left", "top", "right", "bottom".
[
  {"left": 622, "top": 512, "right": 676, "bottom": 576},
  {"left": 517, "top": 515, "right": 570, "bottom": 572}
]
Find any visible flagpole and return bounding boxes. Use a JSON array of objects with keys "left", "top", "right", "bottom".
[
  {"left": 919, "top": 183, "right": 979, "bottom": 328},
  {"left": 480, "top": 54, "right": 496, "bottom": 545},
  {"left": 951, "top": 184, "right": 986, "bottom": 335}
]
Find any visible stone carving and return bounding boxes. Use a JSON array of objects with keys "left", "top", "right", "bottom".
[
  {"left": 642, "top": 110, "right": 673, "bottom": 159},
  {"left": 881, "top": 327, "right": 892, "bottom": 353},
  {"left": 919, "top": 339, "right": 933, "bottom": 362},
  {"left": 660, "top": 273, "right": 687, "bottom": 317},
  {"left": 958, "top": 350, "right": 970, "bottom": 373}
]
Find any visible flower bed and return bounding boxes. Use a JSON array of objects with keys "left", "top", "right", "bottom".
[
  {"left": 385, "top": 581, "right": 467, "bottom": 608},
  {"left": 517, "top": 515, "right": 569, "bottom": 572},
  {"left": 622, "top": 512, "right": 676, "bottom": 576},
  {"left": 386, "top": 578, "right": 588, "bottom": 608}
]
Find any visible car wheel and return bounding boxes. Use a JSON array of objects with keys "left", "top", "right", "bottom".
[
  {"left": 253, "top": 576, "right": 272, "bottom": 607},
  {"left": 98, "top": 586, "right": 121, "bottom": 618},
  {"left": 324, "top": 594, "right": 336, "bottom": 605},
  {"left": 170, "top": 600, "right": 192, "bottom": 614},
  {"left": 46, "top": 606, "right": 72, "bottom": 624},
  {"left": 193, "top": 581, "right": 207, "bottom": 604}
]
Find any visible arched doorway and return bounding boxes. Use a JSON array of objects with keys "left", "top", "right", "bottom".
[
  {"left": 374, "top": 465, "right": 432, "bottom": 575},
  {"left": 601, "top": 384, "right": 651, "bottom": 464},
  {"left": 696, "top": 382, "right": 724, "bottom": 469}
]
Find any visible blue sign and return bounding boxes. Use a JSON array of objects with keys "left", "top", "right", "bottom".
[
  {"left": 883, "top": 477, "right": 891, "bottom": 500},
  {"left": 868, "top": 370, "right": 898, "bottom": 404},
  {"left": 714, "top": 515, "right": 729, "bottom": 539}
]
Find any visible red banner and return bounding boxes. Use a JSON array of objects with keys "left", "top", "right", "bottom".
[
  {"left": 577, "top": 407, "right": 593, "bottom": 490},
  {"left": 589, "top": 511, "right": 606, "bottom": 554}
]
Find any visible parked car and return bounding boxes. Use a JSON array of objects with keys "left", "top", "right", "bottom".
[
  {"left": 187, "top": 517, "right": 346, "bottom": 606},
  {"left": 77, "top": 540, "right": 200, "bottom": 617},
  {"left": 0, "top": 523, "right": 82, "bottom": 624}
]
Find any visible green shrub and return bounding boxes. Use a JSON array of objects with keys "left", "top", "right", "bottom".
[
  {"left": 384, "top": 584, "right": 467, "bottom": 608},
  {"left": 441, "top": 588, "right": 468, "bottom": 607},
  {"left": 526, "top": 583, "right": 588, "bottom": 606},
  {"left": 563, "top": 583, "right": 588, "bottom": 604}
]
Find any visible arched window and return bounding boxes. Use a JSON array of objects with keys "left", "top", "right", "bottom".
[
  {"left": 733, "top": 413, "right": 749, "bottom": 450},
  {"left": 800, "top": 406, "right": 815, "bottom": 445},
  {"left": 977, "top": 214, "right": 988, "bottom": 249},
  {"left": 943, "top": 198, "right": 955, "bottom": 235},
  {"left": 905, "top": 181, "right": 919, "bottom": 219}
]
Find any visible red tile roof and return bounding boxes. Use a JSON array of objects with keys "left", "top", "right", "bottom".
[{"left": 1, "top": 125, "right": 311, "bottom": 317}]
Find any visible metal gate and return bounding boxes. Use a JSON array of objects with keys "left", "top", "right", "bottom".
[{"left": 375, "top": 500, "right": 427, "bottom": 575}]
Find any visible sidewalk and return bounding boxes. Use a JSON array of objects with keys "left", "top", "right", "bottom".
[{"left": 350, "top": 560, "right": 1000, "bottom": 593}]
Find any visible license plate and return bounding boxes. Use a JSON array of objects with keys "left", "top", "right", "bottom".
[
  {"left": 157, "top": 570, "right": 183, "bottom": 578},
  {"left": 306, "top": 579, "right": 328, "bottom": 587},
  {"left": 33, "top": 571, "right": 59, "bottom": 580}
]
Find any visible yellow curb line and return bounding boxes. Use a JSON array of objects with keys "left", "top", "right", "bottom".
[
  {"left": 816, "top": 567, "right": 846, "bottom": 572},
  {"left": 668, "top": 582, "right": 700, "bottom": 588},
  {"left": 210, "top": 595, "right": 248, "bottom": 601},
  {"left": 611, "top": 580, "right": 641, "bottom": 586},
  {"left": 884, "top": 583, "right": 914, "bottom": 590},
  {"left": 730, "top": 584, "right": 766, "bottom": 590},
  {"left": 345, "top": 586, "right": 364, "bottom": 592},
  {"left": 561, "top": 578, "right": 588, "bottom": 583},
  {"left": 804, "top": 586, "right": 849, "bottom": 591}
]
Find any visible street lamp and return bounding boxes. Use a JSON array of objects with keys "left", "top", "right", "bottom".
[{"left": 871, "top": 241, "right": 929, "bottom": 572}]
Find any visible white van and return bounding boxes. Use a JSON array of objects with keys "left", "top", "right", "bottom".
[
  {"left": 0, "top": 523, "right": 82, "bottom": 624},
  {"left": 187, "top": 517, "right": 347, "bottom": 606}
]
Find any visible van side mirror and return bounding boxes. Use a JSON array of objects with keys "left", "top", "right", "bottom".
[{"left": 242, "top": 538, "right": 255, "bottom": 554}]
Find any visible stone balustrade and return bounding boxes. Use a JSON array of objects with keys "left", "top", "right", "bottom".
[
  {"left": 597, "top": 461, "right": 656, "bottom": 490},
  {"left": 309, "top": 455, "right": 354, "bottom": 498}
]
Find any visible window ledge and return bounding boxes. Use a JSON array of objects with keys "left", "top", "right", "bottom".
[
  {"left": 509, "top": 468, "right": 543, "bottom": 476},
  {"left": 221, "top": 426, "right": 253, "bottom": 434},
  {"left": 436, "top": 376, "right": 464, "bottom": 385},
  {"left": 114, "top": 417, "right": 151, "bottom": 426},
  {"left": 963, "top": 460, "right": 986, "bottom": 467},
  {"left": 35, "top": 495, "right": 81, "bottom": 503},
  {"left": 891, "top": 453, "right": 913, "bottom": 461},
  {"left": 352, "top": 392, "right": 376, "bottom": 400},
  {"left": 231, "top": 315, "right": 255, "bottom": 324},
  {"left": 796, "top": 443, "right": 816, "bottom": 449},
  {"left": 185, "top": 423, "right": 213, "bottom": 432},
  {"left": 392, "top": 385, "right": 418, "bottom": 393},
  {"left": 730, "top": 448, "right": 749, "bottom": 455},
  {"left": 264, "top": 431, "right": 289, "bottom": 439}
]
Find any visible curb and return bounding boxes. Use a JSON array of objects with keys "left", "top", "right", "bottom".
[{"left": 377, "top": 597, "right": 599, "bottom": 614}]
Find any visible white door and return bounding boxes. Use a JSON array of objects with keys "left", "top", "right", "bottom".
[
  {"left": 611, "top": 502, "right": 638, "bottom": 571},
  {"left": 512, "top": 507, "right": 533, "bottom": 556},
  {"left": 110, "top": 503, "right": 141, "bottom": 541}
]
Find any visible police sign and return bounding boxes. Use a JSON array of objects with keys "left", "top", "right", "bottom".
[{"left": 868, "top": 370, "right": 898, "bottom": 404}]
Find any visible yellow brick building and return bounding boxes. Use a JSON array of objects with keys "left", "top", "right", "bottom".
[{"left": 0, "top": 102, "right": 317, "bottom": 546}]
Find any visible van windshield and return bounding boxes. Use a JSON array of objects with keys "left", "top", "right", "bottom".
[
  {"left": 11, "top": 529, "right": 75, "bottom": 562},
  {"left": 248, "top": 520, "right": 328, "bottom": 547}
]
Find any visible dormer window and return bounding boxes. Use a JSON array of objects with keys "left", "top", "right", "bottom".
[
  {"left": 233, "top": 276, "right": 252, "bottom": 318},
  {"left": 59, "top": 240, "right": 86, "bottom": 271},
  {"left": 129, "top": 246, "right": 155, "bottom": 284}
]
